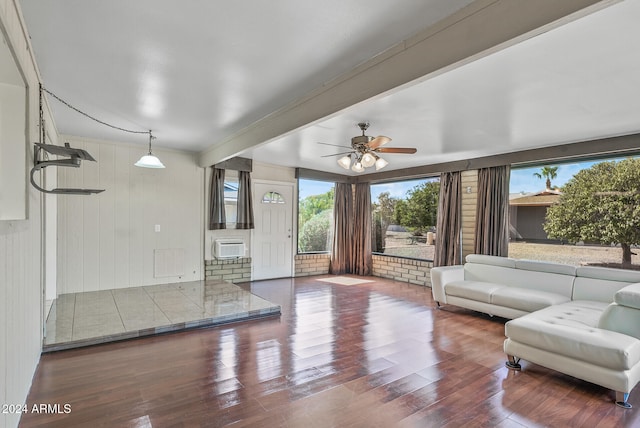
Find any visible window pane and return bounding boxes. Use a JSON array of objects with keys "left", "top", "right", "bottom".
[
  {"left": 371, "top": 177, "right": 439, "bottom": 260},
  {"left": 509, "top": 157, "right": 640, "bottom": 269},
  {"left": 298, "top": 179, "right": 334, "bottom": 253},
  {"left": 224, "top": 179, "right": 238, "bottom": 224},
  {"left": 262, "top": 191, "right": 285, "bottom": 204}
]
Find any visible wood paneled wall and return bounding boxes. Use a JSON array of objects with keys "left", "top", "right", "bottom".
[
  {"left": 0, "top": 1, "right": 59, "bottom": 427},
  {"left": 57, "top": 137, "right": 204, "bottom": 294}
]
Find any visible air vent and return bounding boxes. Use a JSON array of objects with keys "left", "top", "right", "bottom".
[{"left": 214, "top": 239, "right": 245, "bottom": 259}]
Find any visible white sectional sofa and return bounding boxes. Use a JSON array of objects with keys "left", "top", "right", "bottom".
[{"left": 430, "top": 254, "right": 640, "bottom": 408}]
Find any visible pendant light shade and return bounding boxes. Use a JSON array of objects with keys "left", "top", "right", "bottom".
[
  {"left": 135, "top": 154, "right": 165, "bottom": 168},
  {"left": 337, "top": 155, "right": 351, "bottom": 170},
  {"left": 351, "top": 161, "right": 365, "bottom": 173},
  {"left": 135, "top": 131, "right": 165, "bottom": 168},
  {"left": 361, "top": 152, "right": 376, "bottom": 168},
  {"left": 375, "top": 156, "right": 388, "bottom": 171}
]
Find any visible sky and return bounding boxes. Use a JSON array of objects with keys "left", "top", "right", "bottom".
[
  {"left": 509, "top": 161, "right": 595, "bottom": 194},
  {"left": 299, "top": 156, "right": 635, "bottom": 201}
]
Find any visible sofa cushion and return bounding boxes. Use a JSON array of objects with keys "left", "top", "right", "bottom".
[
  {"left": 464, "top": 263, "right": 521, "bottom": 286},
  {"left": 615, "top": 283, "right": 640, "bottom": 310},
  {"left": 465, "top": 254, "right": 515, "bottom": 268},
  {"left": 514, "top": 259, "right": 577, "bottom": 276},
  {"left": 505, "top": 301, "right": 640, "bottom": 370},
  {"left": 491, "top": 288, "right": 570, "bottom": 313},
  {"left": 577, "top": 266, "right": 640, "bottom": 283},
  {"left": 445, "top": 281, "right": 503, "bottom": 304},
  {"left": 573, "top": 266, "right": 640, "bottom": 302}
]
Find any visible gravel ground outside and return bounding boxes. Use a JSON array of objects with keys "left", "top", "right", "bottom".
[
  {"left": 508, "top": 241, "right": 640, "bottom": 269},
  {"left": 379, "top": 235, "right": 640, "bottom": 270}
]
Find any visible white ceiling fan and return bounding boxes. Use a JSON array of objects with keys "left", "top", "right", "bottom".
[{"left": 320, "top": 122, "right": 417, "bottom": 172}]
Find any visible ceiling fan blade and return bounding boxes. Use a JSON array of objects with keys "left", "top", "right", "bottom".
[
  {"left": 317, "top": 142, "right": 352, "bottom": 149},
  {"left": 367, "top": 136, "right": 391, "bottom": 150},
  {"left": 376, "top": 147, "right": 417, "bottom": 154},
  {"left": 321, "top": 151, "right": 353, "bottom": 158}
]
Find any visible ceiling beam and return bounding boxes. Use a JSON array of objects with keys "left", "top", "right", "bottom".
[{"left": 198, "top": 0, "right": 616, "bottom": 168}]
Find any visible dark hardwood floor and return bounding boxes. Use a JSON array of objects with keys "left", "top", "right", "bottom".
[{"left": 20, "top": 276, "right": 640, "bottom": 427}]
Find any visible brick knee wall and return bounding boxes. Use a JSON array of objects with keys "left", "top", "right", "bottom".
[
  {"left": 372, "top": 254, "right": 432, "bottom": 287},
  {"left": 205, "top": 257, "right": 252, "bottom": 282},
  {"left": 295, "top": 253, "right": 330, "bottom": 276}
]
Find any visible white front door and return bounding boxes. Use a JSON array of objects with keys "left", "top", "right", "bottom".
[{"left": 252, "top": 181, "right": 294, "bottom": 280}]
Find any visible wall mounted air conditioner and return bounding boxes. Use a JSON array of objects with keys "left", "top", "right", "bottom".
[{"left": 214, "top": 239, "right": 245, "bottom": 259}]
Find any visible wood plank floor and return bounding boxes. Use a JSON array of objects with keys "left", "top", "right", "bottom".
[{"left": 20, "top": 275, "right": 640, "bottom": 427}]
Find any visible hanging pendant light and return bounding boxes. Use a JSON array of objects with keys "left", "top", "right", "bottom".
[{"left": 135, "top": 131, "right": 165, "bottom": 168}]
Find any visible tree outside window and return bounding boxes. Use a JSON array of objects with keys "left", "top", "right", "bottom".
[
  {"left": 298, "top": 179, "right": 334, "bottom": 253},
  {"left": 371, "top": 178, "right": 439, "bottom": 260}
]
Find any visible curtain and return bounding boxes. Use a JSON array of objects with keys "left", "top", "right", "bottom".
[
  {"left": 351, "top": 183, "right": 372, "bottom": 275},
  {"left": 236, "top": 170, "right": 254, "bottom": 229},
  {"left": 474, "top": 165, "right": 510, "bottom": 256},
  {"left": 433, "top": 171, "right": 462, "bottom": 267},
  {"left": 329, "top": 183, "right": 353, "bottom": 274},
  {"left": 209, "top": 167, "right": 226, "bottom": 230}
]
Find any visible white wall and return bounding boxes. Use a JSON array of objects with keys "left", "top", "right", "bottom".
[
  {"left": 0, "top": 2, "right": 58, "bottom": 427},
  {"left": 57, "top": 137, "right": 204, "bottom": 294},
  {"left": 0, "top": 83, "right": 26, "bottom": 220}
]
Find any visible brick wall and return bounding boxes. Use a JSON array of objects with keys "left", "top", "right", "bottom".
[
  {"left": 372, "top": 254, "right": 433, "bottom": 287},
  {"left": 295, "top": 253, "right": 330, "bottom": 276},
  {"left": 205, "top": 257, "right": 252, "bottom": 282}
]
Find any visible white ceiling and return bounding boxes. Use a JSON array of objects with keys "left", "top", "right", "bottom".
[{"left": 18, "top": 0, "right": 640, "bottom": 176}]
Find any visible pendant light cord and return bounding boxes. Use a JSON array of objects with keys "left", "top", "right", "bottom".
[
  {"left": 147, "top": 130, "right": 155, "bottom": 154},
  {"left": 40, "top": 84, "right": 150, "bottom": 136}
]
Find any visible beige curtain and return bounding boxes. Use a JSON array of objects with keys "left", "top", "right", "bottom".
[
  {"left": 475, "top": 165, "right": 510, "bottom": 256},
  {"left": 236, "top": 171, "right": 254, "bottom": 229},
  {"left": 351, "top": 183, "right": 372, "bottom": 275},
  {"left": 208, "top": 167, "right": 226, "bottom": 230},
  {"left": 330, "top": 183, "right": 353, "bottom": 274},
  {"left": 434, "top": 171, "right": 462, "bottom": 267}
]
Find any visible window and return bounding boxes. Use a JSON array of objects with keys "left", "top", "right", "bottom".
[
  {"left": 298, "top": 179, "right": 334, "bottom": 253},
  {"left": 262, "top": 191, "right": 285, "bottom": 204},
  {"left": 371, "top": 177, "right": 439, "bottom": 260},
  {"left": 509, "top": 156, "right": 640, "bottom": 269},
  {"left": 224, "top": 178, "right": 238, "bottom": 224}
]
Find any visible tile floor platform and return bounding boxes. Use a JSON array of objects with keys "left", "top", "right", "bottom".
[{"left": 43, "top": 280, "right": 281, "bottom": 352}]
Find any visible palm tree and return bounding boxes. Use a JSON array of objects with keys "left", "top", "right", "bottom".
[{"left": 533, "top": 166, "right": 558, "bottom": 190}]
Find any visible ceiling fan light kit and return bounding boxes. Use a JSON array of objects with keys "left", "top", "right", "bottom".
[{"left": 326, "top": 122, "right": 416, "bottom": 173}]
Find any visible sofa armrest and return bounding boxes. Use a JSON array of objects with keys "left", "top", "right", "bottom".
[
  {"left": 430, "top": 265, "right": 464, "bottom": 304},
  {"left": 599, "top": 304, "right": 640, "bottom": 340},
  {"left": 599, "top": 283, "right": 640, "bottom": 340}
]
